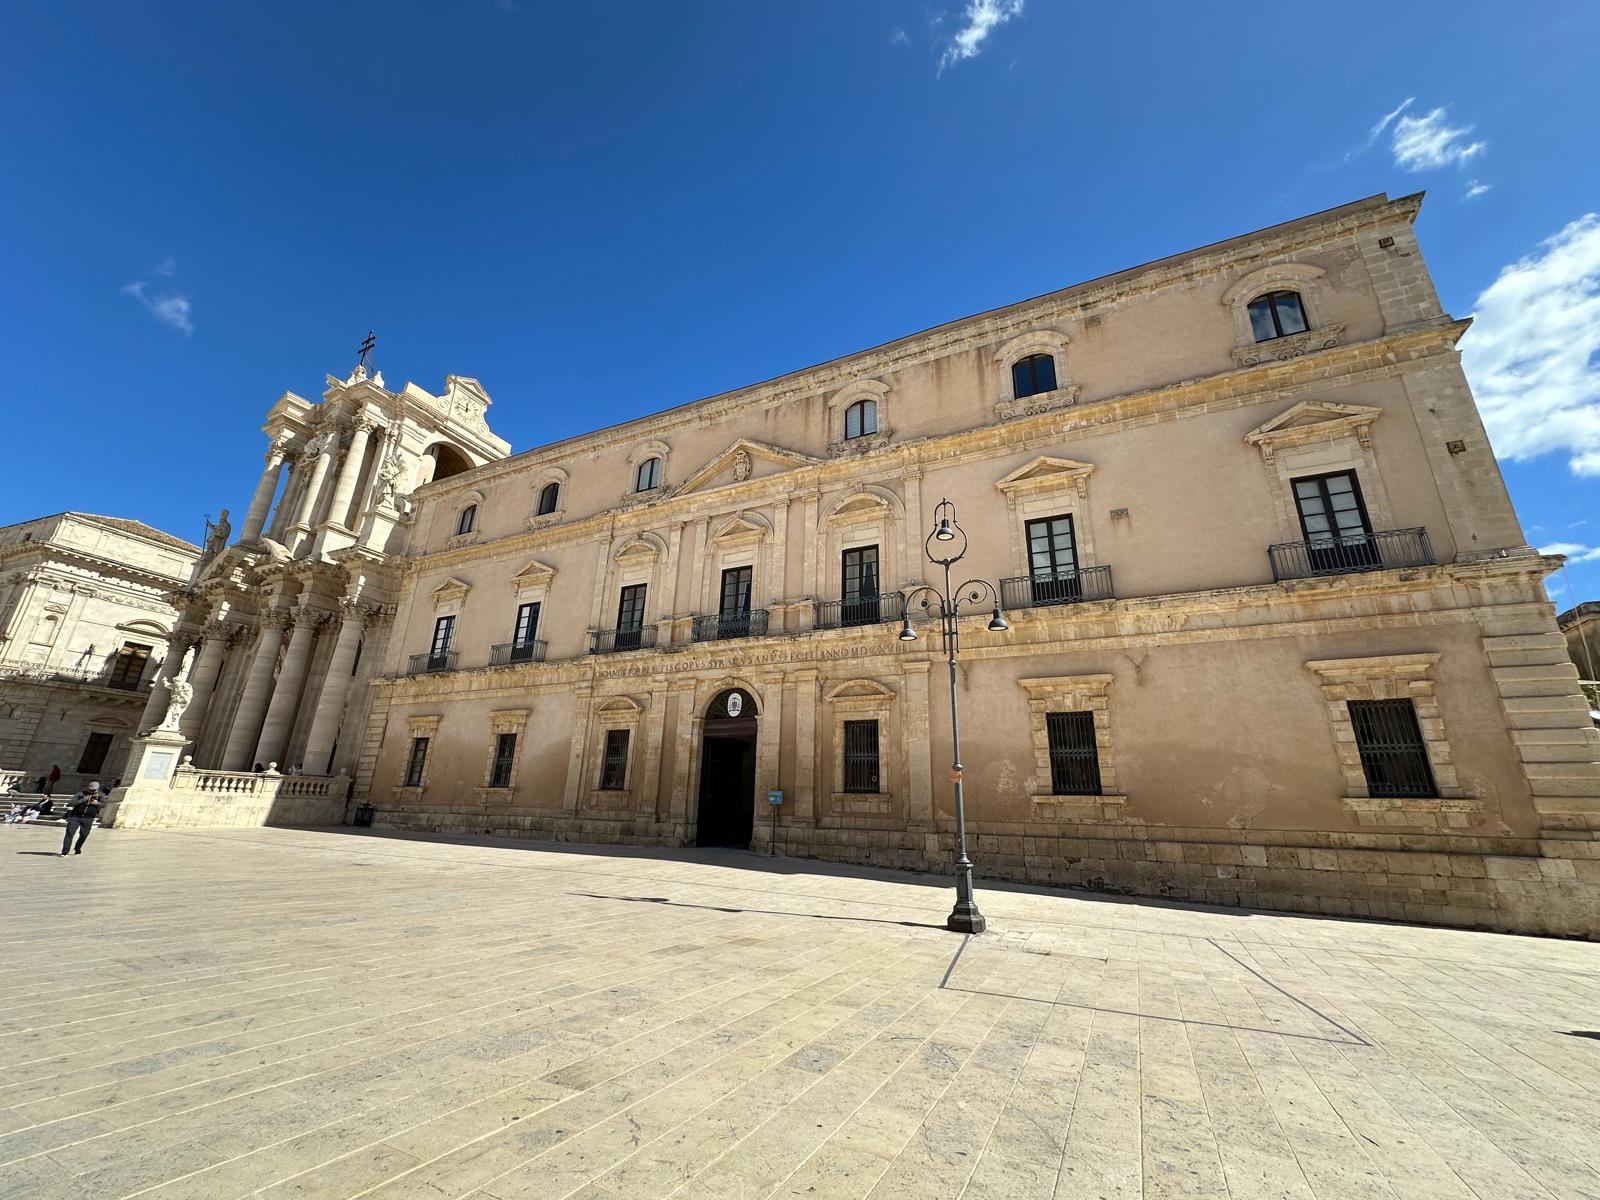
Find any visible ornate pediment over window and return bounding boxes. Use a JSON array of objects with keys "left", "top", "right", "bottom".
[
  {"left": 825, "top": 678, "right": 896, "bottom": 703},
  {"left": 1245, "top": 401, "right": 1382, "bottom": 466},
  {"left": 596, "top": 695, "right": 645, "bottom": 716},
  {"left": 613, "top": 531, "right": 667, "bottom": 565},
  {"left": 710, "top": 511, "right": 771, "bottom": 546},
  {"left": 673, "top": 439, "right": 822, "bottom": 496},
  {"left": 994, "top": 456, "right": 1095, "bottom": 501},
  {"left": 508, "top": 559, "right": 557, "bottom": 593},
  {"left": 431, "top": 577, "right": 471, "bottom": 608}
]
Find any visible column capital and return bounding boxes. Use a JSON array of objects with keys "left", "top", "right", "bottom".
[{"left": 354, "top": 413, "right": 381, "bottom": 434}]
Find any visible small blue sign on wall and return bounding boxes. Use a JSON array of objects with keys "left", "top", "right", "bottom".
[{"left": 767, "top": 789, "right": 783, "bottom": 806}]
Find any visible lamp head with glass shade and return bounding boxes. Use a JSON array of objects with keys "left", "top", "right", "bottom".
[
  {"left": 987, "top": 607, "right": 1009, "bottom": 633},
  {"left": 934, "top": 517, "right": 955, "bottom": 542},
  {"left": 898, "top": 613, "right": 919, "bottom": 642}
]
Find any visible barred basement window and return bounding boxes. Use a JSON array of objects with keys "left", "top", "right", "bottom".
[
  {"left": 842, "top": 719, "right": 880, "bottom": 793},
  {"left": 489, "top": 732, "right": 517, "bottom": 788},
  {"left": 1348, "top": 699, "right": 1436, "bottom": 799},
  {"left": 403, "top": 737, "right": 429, "bottom": 787},
  {"left": 1046, "top": 710, "right": 1102, "bottom": 795},
  {"left": 600, "top": 729, "right": 630, "bottom": 790}
]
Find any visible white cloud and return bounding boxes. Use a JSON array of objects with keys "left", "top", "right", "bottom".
[
  {"left": 1347, "top": 96, "right": 1414, "bottom": 161},
  {"left": 938, "top": 0, "right": 1023, "bottom": 73},
  {"left": 1460, "top": 214, "right": 1600, "bottom": 474},
  {"left": 1390, "top": 104, "right": 1486, "bottom": 170},
  {"left": 1464, "top": 179, "right": 1491, "bottom": 200},
  {"left": 889, "top": 27, "right": 910, "bottom": 46},
  {"left": 1537, "top": 542, "right": 1600, "bottom": 564},
  {"left": 121, "top": 280, "right": 194, "bottom": 335}
]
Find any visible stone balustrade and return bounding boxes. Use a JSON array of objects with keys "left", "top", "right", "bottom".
[
  {"left": 107, "top": 760, "right": 351, "bottom": 830},
  {"left": 0, "top": 770, "right": 27, "bottom": 793}
]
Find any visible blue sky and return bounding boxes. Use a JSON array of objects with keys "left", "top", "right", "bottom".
[{"left": 3, "top": 2, "right": 1598, "bottom": 598}]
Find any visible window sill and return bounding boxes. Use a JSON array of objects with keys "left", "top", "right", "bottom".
[
  {"left": 1342, "top": 796, "right": 1480, "bottom": 830},
  {"left": 832, "top": 791, "right": 891, "bottom": 816},
  {"left": 828, "top": 430, "right": 893, "bottom": 458},
  {"left": 627, "top": 486, "right": 667, "bottom": 504},
  {"left": 525, "top": 511, "right": 564, "bottom": 531},
  {"left": 446, "top": 532, "right": 480, "bottom": 549},
  {"left": 392, "top": 784, "right": 426, "bottom": 802},
  {"left": 476, "top": 786, "right": 518, "bottom": 802},
  {"left": 995, "top": 384, "right": 1082, "bottom": 423},
  {"left": 1029, "top": 792, "right": 1126, "bottom": 823},
  {"left": 1232, "top": 323, "right": 1345, "bottom": 367},
  {"left": 585, "top": 788, "right": 633, "bottom": 812}
]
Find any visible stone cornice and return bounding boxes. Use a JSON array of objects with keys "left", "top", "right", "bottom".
[
  {"left": 413, "top": 194, "right": 1426, "bottom": 499},
  {"left": 404, "top": 320, "right": 1471, "bottom": 576}
]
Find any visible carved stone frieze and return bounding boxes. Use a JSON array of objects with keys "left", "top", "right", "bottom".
[
  {"left": 1231, "top": 323, "right": 1345, "bottom": 367},
  {"left": 994, "top": 384, "right": 1083, "bottom": 422}
]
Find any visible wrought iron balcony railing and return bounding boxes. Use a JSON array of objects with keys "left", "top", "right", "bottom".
[
  {"left": 590, "top": 624, "right": 658, "bottom": 654},
  {"left": 1269, "top": 527, "right": 1433, "bottom": 581},
  {"left": 1000, "top": 565, "right": 1115, "bottom": 610},
  {"left": 489, "top": 639, "right": 548, "bottom": 666},
  {"left": 692, "top": 610, "right": 769, "bottom": 642},
  {"left": 406, "top": 650, "right": 459, "bottom": 674},
  {"left": 813, "top": 591, "right": 907, "bottom": 631}
]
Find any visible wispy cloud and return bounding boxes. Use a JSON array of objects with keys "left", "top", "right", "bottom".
[
  {"left": 1537, "top": 542, "right": 1600, "bottom": 564},
  {"left": 889, "top": 27, "right": 910, "bottom": 46},
  {"left": 1347, "top": 96, "right": 1414, "bottom": 161},
  {"left": 121, "top": 261, "right": 193, "bottom": 336},
  {"left": 1461, "top": 214, "right": 1600, "bottom": 474},
  {"left": 1464, "top": 179, "right": 1491, "bottom": 200},
  {"left": 1390, "top": 104, "right": 1486, "bottom": 170},
  {"left": 938, "top": 0, "right": 1023, "bottom": 74}
]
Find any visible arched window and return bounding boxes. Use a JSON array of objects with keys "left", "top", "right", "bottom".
[
  {"left": 1011, "top": 353, "right": 1058, "bottom": 400},
  {"left": 844, "top": 399, "right": 878, "bottom": 441},
  {"left": 455, "top": 504, "right": 477, "bottom": 536},
  {"left": 635, "top": 457, "right": 661, "bottom": 492},
  {"left": 536, "top": 481, "right": 559, "bottom": 516},
  {"left": 1247, "top": 290, "right": 1309, "bottom": 342}
]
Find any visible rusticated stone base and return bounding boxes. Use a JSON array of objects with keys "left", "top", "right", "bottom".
[{"left": 368, "top": 803, "right": 1600, "bottom": 938}]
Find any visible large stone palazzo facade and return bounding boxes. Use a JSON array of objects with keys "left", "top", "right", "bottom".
[{"left": 179, "top": 193, "right": 1600, "bottom": 936}]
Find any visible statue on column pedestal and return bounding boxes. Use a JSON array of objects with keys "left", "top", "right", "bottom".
[{"left": 154, "top": 646, "right": 197, "bottom": 734}]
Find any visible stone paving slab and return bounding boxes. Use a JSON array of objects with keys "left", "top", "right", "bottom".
[{"left": 1, "top": 824, "right": 1599, "bottom": 1199}]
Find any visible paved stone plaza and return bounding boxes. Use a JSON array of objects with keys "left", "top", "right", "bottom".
[{"left": 2, "top": 826, "right": 1599, "bottom": 1199}]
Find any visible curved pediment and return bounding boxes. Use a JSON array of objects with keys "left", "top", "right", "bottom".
[
  {"left": 614, "top": 532, "right": 667, "bottom": 563},
  {"left": 825, "top": 678, "right": 897, "bottom": 702},
  {"left": 596, "top": 695, "right": 644, "bottom": 715},
  {"left": 823, "top": 484, "right": 902, "bottom": 525}
]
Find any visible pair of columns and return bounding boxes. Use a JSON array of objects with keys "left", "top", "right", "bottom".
[
  {"left": 219, "top": 602, "right": 368, "bottom": 772},
  {"left": 238, "top": 414, "right": 380, "bottom": 546}
]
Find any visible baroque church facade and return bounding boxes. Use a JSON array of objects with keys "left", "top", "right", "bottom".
[{"left": 139, "top": 192, "right": 1600, "bottom": 935}]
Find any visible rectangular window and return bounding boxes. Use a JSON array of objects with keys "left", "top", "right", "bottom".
[
  {"left": 1045, "top": 711, "right": 1102, "bottom": 796},
  {"left": 511, "top": 602, "right": 541, "bottom": 661},
  {"left": 108, "top": 642, "right": 152, "bottom": 689},
  {"left": 842, "top": 719, "right": 880, "bottom": 793},
  {"left": 840, "top": 545, "right": 882, "bottom": 626},
  {"left": 489, "top": 732, "right": 517, "bottom": 788},
  {"left": 77, "top": 732, "right": 113, "bottom": 774},
  {"left": 1025, "top": 514, "right": 1081, "bottom": 604},
  {"left": 1348, "top": 699, "right": 1437, "bottom": 799},
  {"left": 429, "top": 615, "right": 455, "bottom": 668},
  {"left": 614, "top": 584, "right": 646, "bottom": 650},
  {"left": 1293, "top": 471, "right": 1377, "bottom": 571},
  {"left": 600, "top": 729, "right": 630, "bottom": 790},
  {"left": 403, "top": 737, "right": 429, "bottom": 787},
  {"left": 719, "top": 566, "right": 752, "bottom": 618}
]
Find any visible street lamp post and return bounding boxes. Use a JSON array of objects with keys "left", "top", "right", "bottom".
[{"left": 899, "top": 497, "right": 1009, "bottom": 935}]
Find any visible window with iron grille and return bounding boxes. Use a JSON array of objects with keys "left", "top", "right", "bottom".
[
  {"left": 1348, "top": 699, "right": 1436, "bottom": 798},
  {"left": 1011, "top": 353, "right": 1057, "bottom": 399},
  {"left": 600, "top": 729, "right": 630, "bottom": 790},
  {"left": 77, "top": 732, "right": 113, "bottom": 774},
  {"left": 403, "top": 737, "right": 429, "bottom": 787},
  {"left": 842, "top": 720, "right": 880, "bottom": 793},
  {"left": 489, "top": 733, "right": 517, "bottom": 788},
  {"left": 1045, "top": 711, "right": 1102, "bottom": 795}
]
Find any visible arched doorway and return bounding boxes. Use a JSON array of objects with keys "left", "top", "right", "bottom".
[{"left": 696, "top": 688, "right": 758, "bottom": 848}]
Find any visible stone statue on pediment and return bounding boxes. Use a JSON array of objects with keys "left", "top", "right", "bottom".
[{"left": 200, "top": 509, "right": 231, "bottom": 564}]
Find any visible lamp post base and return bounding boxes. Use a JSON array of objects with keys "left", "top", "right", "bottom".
[{"left": 946, "top": 904, "right": 987, "bottom": 935}]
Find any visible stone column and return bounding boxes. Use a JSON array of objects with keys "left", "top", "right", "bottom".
[
  {"left": 791, "top": 669, "right": 818, "bottom": 825},
  {"left": 290, "top": 440, "right": 335, "bottom": 538},
  {"left": 265, "top": 455, "right": 303, "bottom": 543},
  {"left": 240, "top": 444, "right": 289, "bottom": 542},
  {"left": 300, "top": 603, "right": 367, "bottom": 774},
  {"left": 563, "top": 682, "right": 594, "bottom": 812},
  {"left": 221, "top": 614, "right": 288, "bottom": 770},
  {"left": 138, "top": 629, "right": 197, "bottom": 733},
  {"left": 903, "top": 659, "right": 934, "bottom": 829},
  {"left": 180, "top": 622, "right": 232, "bottom": 742},
  {"left": 252, "top": 608, "right": 323, "bottom": 768},
  {"left": 324, "top": 416, "right": 377, "bottom": 531}
]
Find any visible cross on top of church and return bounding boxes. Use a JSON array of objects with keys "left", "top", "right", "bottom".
[{"left": 357, "top": 331, "right": 376, "bottom": 373}]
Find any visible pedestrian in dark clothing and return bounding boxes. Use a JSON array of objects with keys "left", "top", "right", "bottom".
[
  {"left": 34, "top": 776, "right": 46, "bottom": 793},
  {"left": 43, "top": 765, "right": 61, "bottom": 797},
  {"left": 61, "top": 783, "right": 102, "bottom": 856}
]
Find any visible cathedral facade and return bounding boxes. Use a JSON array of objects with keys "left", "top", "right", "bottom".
[{"left": 156, "top": 193, "right": 1600, "bottom": 935}]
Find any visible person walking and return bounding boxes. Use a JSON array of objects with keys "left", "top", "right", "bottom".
[{"left": 61, "top": 782, "right": 103, "bottom": 856}]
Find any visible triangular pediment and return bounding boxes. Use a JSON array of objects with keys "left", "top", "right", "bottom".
[
  {"left": 673, "top": 439, "right": 823, "bottom": 497},
  {"left": 710, "top": 513, "right": 770, "bottom": 544},
  {"left": 1246, "top": 401, "right": 1381, "bottom": 459},
  {"left": 510, "top": 558, "right": 557, "bottom": 588},
  {"left": 995, "top": 456, "right": 1096, "bottom": 499},
  {"left": 825, "top": 678, "right": 897, "bottom": 702},
  {"left": 432, "top": 577, "right": 471, "bottom": 603}
]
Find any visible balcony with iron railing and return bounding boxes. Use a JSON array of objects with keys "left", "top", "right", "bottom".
[
  {"left": 1268, "top": 527, "right": 1433, "bottom": 582},
  {"left": 489, "top": 639, "right": 548, "bottom": 666},
  {"left": 1000, "top": 565, "right": 1115, "bottom": 611},
  {"left": 692, "top": 610, "right": 769, "bottom": 643},
  {"left": 590, "top": 624, "right": 658, "bottom": 655},
  {"left": 0, "top": 662, "right": 147, "bottom": 691},
  {"left": 406, "top": 650, "right": 459, "bottom": 675},
  {"left": 813, "top": 591, "right": 908, "bottom": 631}
]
